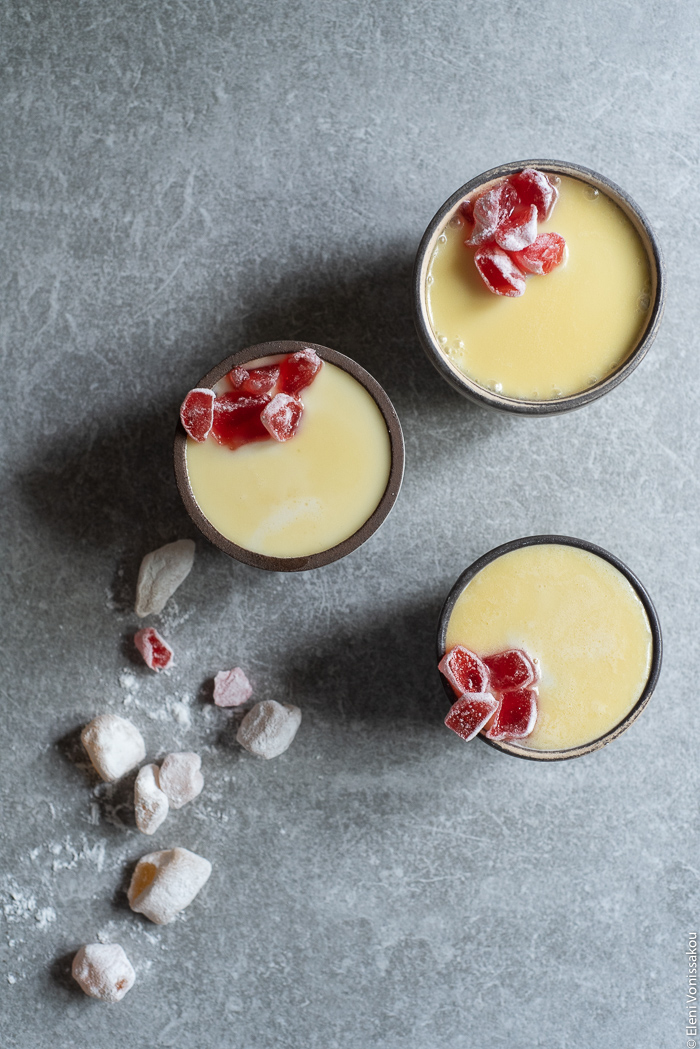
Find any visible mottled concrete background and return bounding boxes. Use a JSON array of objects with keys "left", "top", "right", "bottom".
[{"left": 1, "top": 1, "right": 697, "bottom": 1046}]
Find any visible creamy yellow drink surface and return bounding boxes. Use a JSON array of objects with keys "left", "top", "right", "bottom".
[
  {"left": 186, "top": 361, "right": 392, "bottom": 558},
  {"left": 445, "top": 544, "right": 653, "bottom": 750},
  {"left": 427, "top": 175, "right": 652, "bottom": 400}
]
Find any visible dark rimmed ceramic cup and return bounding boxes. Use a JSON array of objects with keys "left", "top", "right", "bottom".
[
  {"left": 414, "top": 159, "right": 666, "bottom": 416},
  {"left": 174, "top": 340, "right": 404, "bottom": 572},
  {"left": 437, "top": 535, "right": 662, "bottom": 761}
]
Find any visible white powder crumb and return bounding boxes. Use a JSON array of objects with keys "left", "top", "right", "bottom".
[
  {"left": 48, "top": 836, "right": 107, "bottom": 874},
  {"left": 170, "top": 701, "right": 191, "bottom": 728},
  {"left": 7, "top": 975, "right": 16, "bottom": 984},
  {"left": 119, "top": 670, "right": 139, "bottom": 692},
  {"left": 97, "top": 921, "right": 121, "bottom": 944},
  {"left": 4, "top": 890, "right": 37, "bottom": 921},
  {"left": 35, "top": 907, "right": 56, "bottom": 929},
  {"left": 87, "top": 802, "right": 100, "bottom": 825}
]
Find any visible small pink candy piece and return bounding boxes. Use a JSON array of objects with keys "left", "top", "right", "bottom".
[
  {"left": 260, "top": 392, "right": 303, "bottom": 442},
  {"left": 494, "top": 203, "right": 538, "bottom": 252},
  {"left": 180, "top": 388, "right": 215, "bottom": 442},
  {"left": 445, "top": 693, "right": 499, "bottom": 742},
  {"left": 510, "top": 168, "right": 559, "bottom": 221},
  {"left": 485, "top": 688, "right": 538, "bottom": 741},
  {"left": 511, "top": 232, "right": 567, "bottom": 275},
  {"left": 229, "top": 365, "right": 280, "bottom": 396},
  {"left": 213, "top": 667, "right": 253, "bottom": 708},
  {"left": 134, "top": 627, "right": 173, "bottom": 671},
  {"left": 467, "top": 182, "right": 518, "bottom": 245},
  {"left": 438, "top": 646, "right": 490, "bottom": 696},
  {"left": 278, "top": 348, "right": 323, "bottom": 395},
  {"left": 482, "top": 649, "right": 538, "bottom": 691},
  {"left": 473, "top": 244, "right": 527, "bottom": 297}
]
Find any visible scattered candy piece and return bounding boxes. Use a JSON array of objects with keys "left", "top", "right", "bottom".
[
  {"left": 444, "top": 693, "right": 499, "bottom": 742},
  {"left": 134, "top": 763, "right": 169, "bottom": 836},
  {"left": 81, "top": 715, "right": 146, "bottom": 783},
  {"left": 467, "top": 182, "right": 518, "bottom": 245},
  {"left": 236, "top": 700, "right": 302, "bottom": 759},
  {"left": 494, "top": 203, "right": 538, "bottom": 252},
  {"left": 211, "top": 392, "right": 271, "bottom": 451},
  {"left": 134, "top": 539, "right": 195, "bottom": 618},
  {"left": 474, "top": 244, "right": 527, "bottom": 297},
  {"left": 180, "top": 388, "right": 215, "bottom": 443},
  {"left": 510, "top": 168, "right": 559, "bottom": 222},
  {"left": 278, "top": 348, "right": 323, "bottom": 395},
  {"left": 134, "top": 627, "right": 173, "bottom": 672},
  {"left": 485, "top": 687, "right": 538, "bottom": 740},
  {"left": 128, "top": 847, "right": 212, "bottom": 925},
  {"left": 482, "top": 649, "right": 537, "bottom": 691},
  {"left": 72, "top": 943, "right": 135, "bottom": 1003},
  {"left": 228, "top": 365, "right": 280, "bottom": 396},
  {"left": 260, "top": 392, "right": 303, "bottom": 442},
  {"left": 158, "top": 752, "right": 204, "bottom": 809},
  {"left": 511, "top": 232, "right": 567, "bottom": 275},
  {"left": 438, "top": 646, "right": 490, "bottom": 696},
  {"left": 213, "top": 667, "right": 253, "bottom": 708}
]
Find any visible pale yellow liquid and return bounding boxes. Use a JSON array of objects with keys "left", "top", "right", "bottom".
[
  {"left": 427, "top": 175, "right": 652, "bottom": 400},
  {"left": 445, "top": 545, "right": 653, "bottom": 751},
  {"left": 186, "top": 361, "right": 392, "bottom": 558}
]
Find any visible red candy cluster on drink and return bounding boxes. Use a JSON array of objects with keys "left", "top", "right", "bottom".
[
  {"left": 460, "top": 168, "right": 566, "bottom": 297},
  {"left": 439, "top": 645, "right": 539, "bottom": 742},
  {"left": 179, "top": 349, "right": 323, "bottom": 450}
]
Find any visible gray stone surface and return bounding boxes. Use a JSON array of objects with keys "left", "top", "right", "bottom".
[{"left": 0, "top": 1, "right": 696, "bottom": 1046}]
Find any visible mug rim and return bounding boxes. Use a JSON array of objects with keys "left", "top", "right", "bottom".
[
  {"left": 174, "top": 340, "right": 405, "bottom": 571},
  {"left": 436, "top": 534, "right": 663, "bottom": 760},
  {"left": 413, "top": 159, "right": 666, "bottom": 416}
]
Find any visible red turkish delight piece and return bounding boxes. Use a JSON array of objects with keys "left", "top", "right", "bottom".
[
  {"left": 509, "top": 168, "right": 559, "bottom": 221},
  {"left": 482, "top": 649, "right": 538, "bottom": 691},
  {"left": 445, "top": 693, "right": 499, "bottom": 742},
  {"left": 438, "top": 646, "right": 490, "bottom": 695},
  {"left": 494, "top": 203, "right": 538, "bottom": 252},
  {"left": 474, "top": 244, "right": 526, "bottom": 297},
  {"left": 134, "top": 627, "right": 173, "bottom": 672},
  {"left": 467, "top": 182, "right": 519, "bottom": 246},
  {"left": 511, "top": 232, "right": 567, "bottom": 275},
  {"left": 485, "top": 687, "right": 538, "bottom": 740},
  {"left": 180, "top": 388, "right": 215, "bottom": 443},
  {"left": 228, "top": 365, "right": 280, "bottom": 396},
  {"left": 261, "top": 393, "right": 303, "bottom": 442},
  {"left": 278, "top": 348, "right": 323, "bottom": 395},
  {"left": 211, "top": 393, "right": 271, "bottom": 451}
]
